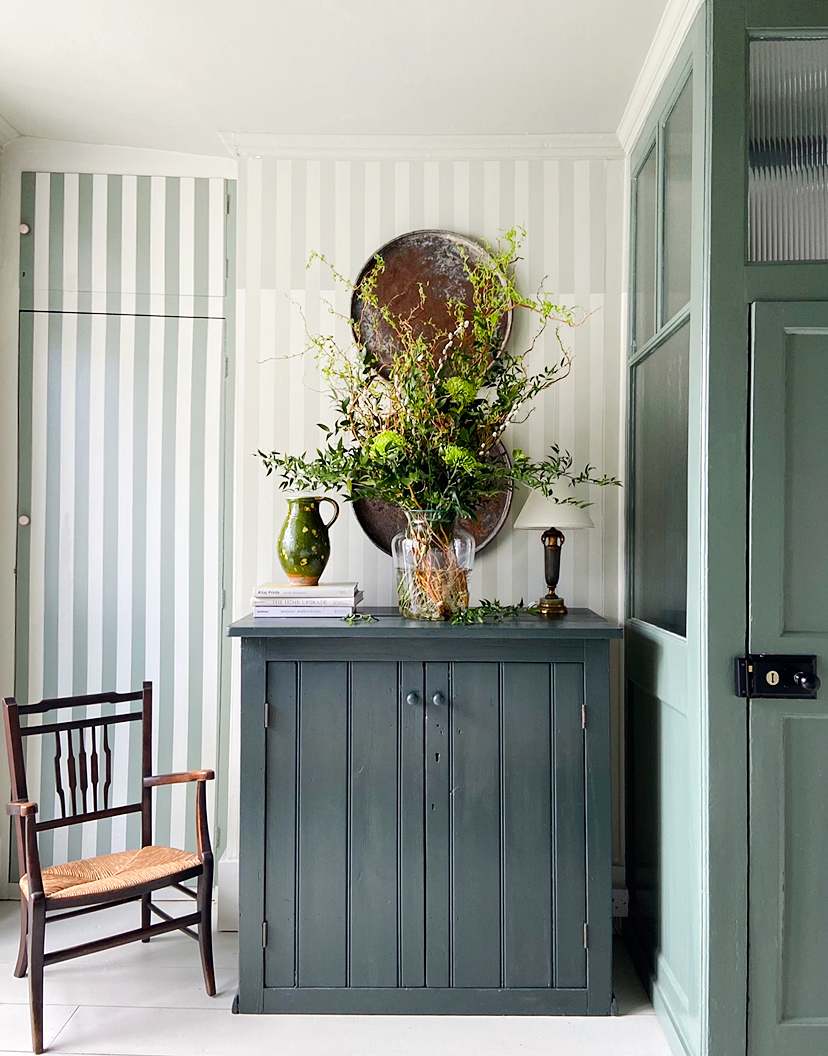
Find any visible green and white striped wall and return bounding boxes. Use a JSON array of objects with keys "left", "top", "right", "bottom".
[
  {"left": 230, "top": 144, "right": 626, "bottom": 871},
  {"left": 13, "top": 171, "right": 233, "bottom": 872}
]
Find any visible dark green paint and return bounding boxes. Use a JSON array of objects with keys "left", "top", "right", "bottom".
[{"left": 230, "top": 613, "right": 617, "bottom": 1016}]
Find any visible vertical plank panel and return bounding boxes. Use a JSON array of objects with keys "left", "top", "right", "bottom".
[
  {"left": 349, "top": 662, "right": 399, "bottom": 987},
  {"left": 450, "top": 662, "right": 501, "bottom": 988},
  {"left": 399, "top": 660, "right": 425, "bottom": 987},
  {"left": 238, "top": 639, "right": 267, "bottom": 1012},
  {"left": 264, "top": 661, "right": 298, "bottom": 988},
  {"left": 297, "top": 661, "right": 348, "bottom": 986},
  {"left": 424, "top": 662, "right": 450, "bottom": 987},
  {"left": 584, "top": 640, "right": 612, "bottom": 1012},
  {"left": 502, "top": 662, "right": 553, "bottom": 987},
  {"left": 553, "top": 662, "right": 587, "bottom": 988}
]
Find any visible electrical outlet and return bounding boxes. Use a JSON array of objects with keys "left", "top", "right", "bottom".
[{"left": 612, "top": 886, "right": 629, "bottom": 917}]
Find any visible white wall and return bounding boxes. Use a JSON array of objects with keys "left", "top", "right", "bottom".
[{"left": 222, "top": 136, "right": 628, "bottom": 917}]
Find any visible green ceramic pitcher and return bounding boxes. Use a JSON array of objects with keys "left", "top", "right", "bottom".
[{"left": 278, "top": 496, "right": 340, "bottom": 585}]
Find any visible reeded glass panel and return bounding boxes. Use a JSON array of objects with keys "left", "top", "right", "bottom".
[
  {"left": 634, "top": 146, "right": 657, "bottom": 349},
  {"left": 632, "top": 322, "right": 690, "bottom": 636},
  {"left": 663, "top": 75, "right": 693, "bottom": 320},
  {"left": 749, "top": 38, "right": 828, "bottom": 262}
]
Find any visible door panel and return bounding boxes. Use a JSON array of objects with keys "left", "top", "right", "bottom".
[
  {"left": 749, "top": 302, "right": 828, "bottom": 1056},
  {"left": 450, "top": 663, "right": 501, "bottom": 988},
  {"left": 15, "top": 311, "right": 225, "bottom": 868},
  {"left": 501, "top": 663, "right": 553, "bottom": 988}
]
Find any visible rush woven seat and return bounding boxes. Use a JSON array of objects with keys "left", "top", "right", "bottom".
[
  {"left": 19, "top": 846, "right": 202, "bottom": 901},
  {"left": 3, "top": 683, "right": 217, "bottom": 1054}
]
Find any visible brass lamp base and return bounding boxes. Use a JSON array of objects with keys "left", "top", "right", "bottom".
[{"left": 536, "top": 592, "right": 567, "bottom": 617}]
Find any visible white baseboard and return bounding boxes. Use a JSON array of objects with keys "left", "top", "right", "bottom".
[{"left": 217, "top": 853, "right": 239, "bottom": 931}]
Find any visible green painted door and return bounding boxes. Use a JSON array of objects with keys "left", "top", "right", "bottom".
[{"left": 748, "top": 302, "right": 828, "bottom": 1056}]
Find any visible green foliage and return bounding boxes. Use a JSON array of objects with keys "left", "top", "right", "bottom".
[
  {"left": 450, "top": 599, "right": 540, "bottom": 625},
  {"left": 341, "top": 612, "right": 378, "bottom": 626},
  {"left": 258, "top": 228, "right": 620, "bottom": 521}
]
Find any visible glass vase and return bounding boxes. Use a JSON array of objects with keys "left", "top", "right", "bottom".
[{"left": 392, "top": 511, "right": 475, "bottom": 621}]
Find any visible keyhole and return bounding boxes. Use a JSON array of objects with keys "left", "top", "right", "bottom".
[
  {"left": 435, "top": 752, "right": 440, "bottom": 762},
  {"left": 766, "top": 670, "right": 780, "bottom": 686}
]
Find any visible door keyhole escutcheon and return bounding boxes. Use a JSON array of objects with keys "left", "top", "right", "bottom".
[{"left": 766, "top": 670, "right": 780, "bottom": 686}]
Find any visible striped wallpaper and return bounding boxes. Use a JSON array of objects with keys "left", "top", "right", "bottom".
[
  {"left": 20, "top": 171, "right": 227, "bottom": 318},
  {"left": 231, "top": 151, "right": 626, "bottom": 866},
  {"left": 13, "top": 173, "right": 231, "bottom": 873},
  {"left": 235, "top": 155, "right": 624, "bottom": 616}
]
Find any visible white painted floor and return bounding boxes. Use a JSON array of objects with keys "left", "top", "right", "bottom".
[{"left": 0, "top": 899, "right": 673, "bottom": 1056}]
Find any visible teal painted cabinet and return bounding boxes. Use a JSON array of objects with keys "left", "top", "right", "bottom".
[{"left": 228, "top": 610, "right": 621, "bottom": 1016}]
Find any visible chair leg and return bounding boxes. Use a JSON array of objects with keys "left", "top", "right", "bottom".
[
  {"left": 14, "top": 896, "right": 29, "bottom": 978},
  {"left": 141, "top": 892, "right": 151, "bottom": 942},
  {"left": 27, "top": 896, "right": 46, "bottom": 1055},
  {"left": 197, "top": 862, "right": 216, "bottom": 997}
]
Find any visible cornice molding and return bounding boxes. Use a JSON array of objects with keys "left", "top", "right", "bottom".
[
  {"left": 0, "top": 113, "right": 20, "bottom": 147},
  {"left": 221, "top": 131, "right": 625, "bottom": 161},
  {"left": 1, "top": 136, "right": 236, "bottom": 179},
  {"left": 616, "top": 0, "right": 704, "bottom": 154}
]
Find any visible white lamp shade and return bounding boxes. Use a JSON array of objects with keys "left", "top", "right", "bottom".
[{"left": 513, "top": 484, "right": 595, "bottom": 530}]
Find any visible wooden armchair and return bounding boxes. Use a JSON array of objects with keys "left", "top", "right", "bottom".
[{"left": 3, "top": 683, "right": 216, "bottom": 1054}]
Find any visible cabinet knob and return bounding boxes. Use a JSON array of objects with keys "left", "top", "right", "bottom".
[
  {"left": 431, "top": 692, "right": 446, "bottom": 706},
  {"left": 406, "top": 691, "right": 420, "bottom": 706}
]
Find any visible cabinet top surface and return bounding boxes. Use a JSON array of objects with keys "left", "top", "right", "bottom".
[{"left": 227, "top": 607, "right": 622, "bottom": 640}]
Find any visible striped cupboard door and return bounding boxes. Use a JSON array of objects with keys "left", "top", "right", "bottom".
[
  {"left": 16, "top": 312, "right": 225, "bottom": 869},
  {"left": 13, "top": 172, "right": 231, "bottom": 873},
  {"left": 19, "top": 172, "right": 228, "bottom": 318}
]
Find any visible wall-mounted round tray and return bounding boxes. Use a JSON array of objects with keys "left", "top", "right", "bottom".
[{"left": 350, "top": 229, "right": 512, "bottom": 378}]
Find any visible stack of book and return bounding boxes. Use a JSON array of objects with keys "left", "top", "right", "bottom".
[{"left": 251, "top": 582, "right": 363, "bottom": 619}]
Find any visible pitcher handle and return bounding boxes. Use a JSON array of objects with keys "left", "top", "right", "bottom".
[{"left": 319, "top": 496, "right": 340, "bottom": 530}]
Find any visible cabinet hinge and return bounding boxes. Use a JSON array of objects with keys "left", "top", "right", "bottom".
[
  {"left": 583, "top": 923, "right": 588, "bottom": 949},
  {"left": 226, "top": 193, "right": 231, "bottom": 215},
  {"left": 264, "top": 701, "right": 270, "bottom": 728},
  {"left": 581, "top": 704, "right": 587, "bottom": 730},
  {"left": 262, "top": 921, "right": 268, "bottom": 948},
  {"left": 224, "top": 357, "right": 229, "bottom": 378}
]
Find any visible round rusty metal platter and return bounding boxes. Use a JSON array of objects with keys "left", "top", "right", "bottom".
[
  {"left": 352, "top": 443, "right": 513, "bottom": 555},
  {"left": 351, "top": 230, "right": 512, "bottom": 377}
]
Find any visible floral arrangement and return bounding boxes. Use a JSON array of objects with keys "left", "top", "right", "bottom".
[{"left": 259, "top": 228, "right": 619, "bottom": 619}]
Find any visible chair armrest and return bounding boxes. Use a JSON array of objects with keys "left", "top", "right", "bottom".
[
  {"left": 6, "top": 800, "right": 38, "bottom": 817},
  {"left": 143, "top": 769, "right": 215, "bottom": 788}
]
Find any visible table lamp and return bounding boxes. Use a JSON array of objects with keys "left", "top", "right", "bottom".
[{"left": 514, "top": 483, "right": 594, "bottom": 616}]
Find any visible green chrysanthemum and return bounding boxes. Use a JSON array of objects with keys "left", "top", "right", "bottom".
[
  {"left": 442, "top": 444, "right": 478, "bottom": 474},
  {"left": 443, "top": 377, "right": 478, "bottom": 406},
  {"left": 370, "top": 430, "right": 404, "bottom": 460}
]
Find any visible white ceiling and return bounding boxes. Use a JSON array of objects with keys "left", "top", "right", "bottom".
[{"left": 0, "top": 0, "right": 670, "bottom": 158}]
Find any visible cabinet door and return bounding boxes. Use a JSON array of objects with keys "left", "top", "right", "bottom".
[
  {"left": 263, "top": 659, "right": 423, "bottom": 990},
  {"left": 429, "top": 661, "right": 587, "bottom": 990}
]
